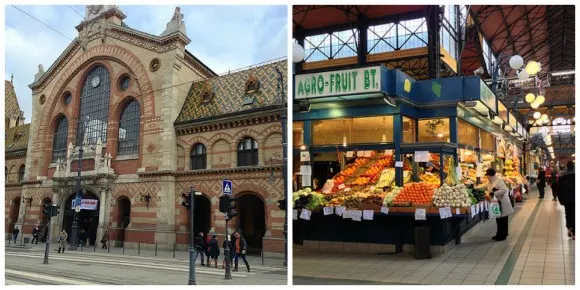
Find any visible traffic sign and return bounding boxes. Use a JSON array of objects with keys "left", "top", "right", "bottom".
[{"left": 222, "top": 180, "right": 232, "bottom": 195}]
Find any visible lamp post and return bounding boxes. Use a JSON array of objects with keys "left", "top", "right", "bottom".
[
  {"left": 69, "top": 116, "right": 89, "bottom": 251},
  {"left": 273, "top": 66, "right": 287, "bottom": 267}
]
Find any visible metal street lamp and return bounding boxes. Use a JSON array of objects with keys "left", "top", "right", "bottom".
[
  {"left": 69, "top": 116, "right": 89, "bottom": 251},
  {"left": 273, "top": 66, "right": 288, "bottom": 267}
]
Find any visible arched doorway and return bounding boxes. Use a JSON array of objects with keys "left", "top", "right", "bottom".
[
  {"left": 8, "top": 197, "right": 21, "bottom": 234},
  {"left": 63, "top": 191, "right": 99, "bottom": 246},
  {"left": 117, "top": 197, "right": 131, "bottom": 245},
  {"left": 236, "top": 193, "right": 265, "bottom": 254}
]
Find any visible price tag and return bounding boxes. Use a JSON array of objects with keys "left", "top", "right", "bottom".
[
  {"left": 300, "top": 209, "right": 311, "bottom": 220},
  {"left": 363, "top": 151, "right": 371, "bottom": 157},
  {"left": 346, "top": 151, "right": 354, "bottom": 158},
  {"left": 351, "top": 210, "right": 362, "bottom": 221},
  {"left": 300, "top": 165, "right": 312, "bottom": 176},
  {"left": 335, "top": 206, "right": 346, "bottom": 216},
  {"left": 293, "top": 210, "right": 298, "bottom": 220},
  {"left": 476, "top": 162, "right": 483, "bottom": 177},
  {"left": 343, "top": 210, "right": 352, "bottom": 219},
  {"left": 381, "top": 207, "right": 390, "bottom": 215},
  {"left": 395, "top": 161, "right": 404, "bottom": 168},
  {"left": 363, "top": 210, "right": 374, "bottom": 220},
  {"left": 384, "top": 149, "right": 393, "bottom": 155},
  {"left": 414, "top": 151, "right": 429, "bottom": 162},
  {"left": 302, "top": 175, "right": 311, "bottom": 187},
  {"left": 439, "top": 207, "right": 452, "bottom": 219},
  {"left": 300, "top": 151, "right": 310, "bottom": 162},
  {"left": 323, "top": 206, "right": 333, "bottom": 216},
  {"left": 456, "top": 166, "right": 462, "bottom": 180},
  {"left": 455, "top": 208, "right": 461, "bottom": 215},
  {"left": 470, "top": 205, "right": 476, "bottom": 217},
  {"left": 338, "top": 184, "right": 346, "bottom": 190},
  {"left": 415, "top": 208, "right": 427, "bottom": 220}
]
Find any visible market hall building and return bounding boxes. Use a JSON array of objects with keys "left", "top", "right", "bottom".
[
  {"left": 4, "top": 5, "right": 286, "bottom": 256},
  {"left": 292, "top": 4, "right": 574, "bottom": 274}
]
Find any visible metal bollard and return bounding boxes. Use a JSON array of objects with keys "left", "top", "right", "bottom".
[
  {"left": 155, "top": 243, "right": 157, "bottom": 256},
  {"left": 107, "top": 241, "right": 110, "bottom": 254},
  {"left": 173, "top": 243, "right": 176, "bottom": 258},
  {"left": 261, "top": 250, "right": 264, "bottom": 266},
  {"left": 138, "top": 242, "right": 141, "bottom": 256},
  {"left": 94, "top": 242, "right": 96, "bottom": 252},
  {"left": 122, "top": 242, "right": 125, "bottom": 254}
]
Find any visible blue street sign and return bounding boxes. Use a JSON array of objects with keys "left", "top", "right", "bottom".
[{"left": 222, "top": 180, "right": 232, "bottom": 196}]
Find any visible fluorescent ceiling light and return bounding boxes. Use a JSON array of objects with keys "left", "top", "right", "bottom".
[{"left": 551, "top": 70, "right": 575, "bottom": 76}]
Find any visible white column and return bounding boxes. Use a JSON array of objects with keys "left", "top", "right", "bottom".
[{"left": 96, "top": 187, "right": 107, "bottom": 242}]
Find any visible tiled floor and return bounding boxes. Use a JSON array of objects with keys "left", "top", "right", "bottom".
[{"left": 293, "top": 186, "right": 575, "bottom": 285}]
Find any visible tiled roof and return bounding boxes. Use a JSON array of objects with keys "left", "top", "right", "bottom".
[
  {"left": 175, "top": 60, "right": 287, "bottom": 123},
  {"left": 5, "top": 80, "right": 21, "bottom": 118},
  {"left": 5, "top": 123, "right": 30, "bottom": 153}
]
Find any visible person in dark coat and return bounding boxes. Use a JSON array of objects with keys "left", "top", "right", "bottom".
[
  {"left": 204, "top": 234, "right": 212, "bottom": 266},
  {"left": 550, "top": 167, "right": 559, "bottom": 202},
  {"left": 556, "top": 161, "right": 575, "bottom": 240},
  {"left": 100, "top": 230, "right": 109, "bottom": 249},
  {"left": 221, "top": 234, "right": 234, "bottom": 269},
  {"left": 194, "top": 232, "right": 206, "bottom": 266},
  {"left": 12, "top": 227, "right": 20, "bottom": 244},
  {"left": 31, "top": 226, "right": 39, "bottom": 244},
  {"left": 537, "top": 169, "right": 547, "bottom": 198},
  {"left": 208, "top": 234, "right": 220, "bottom": 268},
  {"left": 231, "top": 231, "right": 250, "bottom": 272}
]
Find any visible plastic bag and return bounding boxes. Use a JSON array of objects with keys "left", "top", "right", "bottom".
[{"left": 489, "top": 197, "right": 502, "bottom": 218}]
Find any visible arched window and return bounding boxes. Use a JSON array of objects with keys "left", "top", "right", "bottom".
[
  {"left": 18, "top": 165, "right": 25, "bottom": 182},
  {"left": 78, "top": 66, "right": 110, "bottom": 145},
  {"left": 51, "top": 116, "right": 68, "bottom": 162},
  {"left": 237, "top": 137, "right": 258, "bottom": 166},
  {"left": 190, "top": 143, "right": 207, "bottom": 170},
  {"left": 118, "top": 100, "right": 140, "bottom": 156}
]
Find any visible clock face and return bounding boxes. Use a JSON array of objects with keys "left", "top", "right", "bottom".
[{"left": 91, "top": 76, "right": 100, "bottom": 88}]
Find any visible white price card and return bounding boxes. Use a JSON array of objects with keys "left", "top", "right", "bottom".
[
  {"left": 300, "top": 209, "right": 311, "bottom": 220},
  {"left": 300, "top": 151, "right": 310, "bottom": 162},
  {"left": 302, "top": 175, "right": 311, "bottom": 187},
  {"left": 363, "top": 210, "right": 374, "bottom": 220},
  {"left": 414, "top": 151, "right": 430, "bottom": 162},
  {"left": 300, "top": 165, "right": 312, "bottom": 176},
  {"left": 323, "top": 206, "right": 333, "bottom": 216},
  {"left": 439, "top": 207, "right": 452, "bottom": 219},
  {"left": 293, "top": 210, "right": 298, "bottom": 220},
  {"left": 456, "top": 208, "right": 461, "bottom": 215},
  {"left": 362, "top": 151, "right": 371, "bottom": 157},
  {"left": 470, "top": 205, "right": 476, "bottom": 217},
  {"left": 335, "top": 206, "right": 346, "bottom": 216},
  {"left": 351, "top": 210, "right": 362, "bottom": 221},
  {"left": 338, "top": 184, "right": 346, "bottom": 189},
  {"left": 343, "top": 210, "right": 352, "bottom": 219},
  {"left": 384, "top": 149, "right": 393, "bottom": 155},
  {"left": 346, "top": 151, "right": 354, "bottom": 158},
  {"left": 395, "top": 161, "right": 404, "bottom": 168},
  {"left": 415, "top": 208, "right": 427, "bottom": 220},
  {"left": 381, "top": 207, "right": 390, "bottom": 215},
  {"left": 476, "top": 162, "right": 483, "bottom": 177}
]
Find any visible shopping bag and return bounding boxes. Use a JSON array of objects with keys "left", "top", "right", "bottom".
[{"left": 489, "top": 197, "right": 502, "bottom": 218}]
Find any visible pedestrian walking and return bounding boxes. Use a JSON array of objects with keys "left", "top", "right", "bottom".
[
  {"left": 79, "top": 229, "right": 86, "bottom": 247},
  {"left": 208, "top": 234, "right": 220, "bottom": 268},
  {"left": 232, "top": 231, "right": 250, "bottom": 272},
  {"left": 485, "top": 168, "right": 514, "bottom": 241},
  {"left": 555, "top": 161, "right": 575, "bottom": 240},
  {"left": 12, "top": 226, "right": 20, "bottom": 244},
  {"left": 204, "top": 233, "right": 211, "bottom": 266},
  {"left": 57, "top": 230, "right": 68, "bottom": 253},
  {"left": 194, "top": 232, "right": 206, "bottom": 266},
  {"left": 101, "top": 230, "right": 109, "bottom": 249},
  {"left": 550, "top": 167, "right": 559, "bottom": 201},
  {"left": 537, "top": 169, "right": 547, "bottom": 199},
  {"left": 31, "top": 225, "right": 39, "bottom": 244},
  {"left": 221, "top": 234, "right": 234, "bottom": 269}
]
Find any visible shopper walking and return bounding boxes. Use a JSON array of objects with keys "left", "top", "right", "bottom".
[
  {"left": 537, "top": 169, "right": 547, "bottom": 199},
  {"left": 57, "top": 230, "right": 68, "bottom": 253},
  {"left": 208, "top": 234, "right": 220, "bottom": 268},
  {"left": 485, "top": 168, "right": 514, "bottom": 241},
  {"left": 31, "top": 225, "right": 39, "bottom": 244},
  {"left": 232, "top": 231, "right": 251, "bottom": 272},
  {"left": 550, "top": 167, "right": 559, "bottom": 202},
  {"left": 100, "top": 230, "right": 109, "bottom": 249},
  {"left": 221, "top": 234, "right": 234, "bottom": 269},
  {"left": 12, "top": 226, "right": 20, "bottom": 244},
  {"left": 556, "top": 161, "right": 575, "bottom": 240}
]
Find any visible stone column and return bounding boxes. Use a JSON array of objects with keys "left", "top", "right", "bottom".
[
  {"left": 50, "top": 187, "right": 61, "bottom": 243},
  {"left": 96, "top": 185, "right": 109, "bottom": 243}
]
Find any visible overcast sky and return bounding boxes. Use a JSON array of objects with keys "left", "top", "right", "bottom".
[{"left": 5, "top": 5, "right": 288, "bottom": 121}]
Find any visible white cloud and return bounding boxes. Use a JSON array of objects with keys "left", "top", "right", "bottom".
[{"left": 5, "top": 5, "right": 287, "bottom": 121}]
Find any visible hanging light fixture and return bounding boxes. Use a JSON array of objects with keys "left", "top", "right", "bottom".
[
  {"left": 525, "top": 61, "right": 541, "bottom": 75},
  {"left": 525, "top": 93, "right": 536, "bottom": 103},
  {"left": 518, "top": 70, "right": 530, "bottom": 80},
  {"left": 541, "top": 114, "right": 549, "bottom": 121},
  {"left": 509, "top": 55, "right": 524, "bottom": 70},
  {"left": 531, "top": 102, "right": 540, "bottom": 109},
  {"left": 292, "top": 42, "right": 305, "bottom": 63},
  {"left": 533, "top": 112, "right": 541, "bottom": 119},
  {"left": 535, "top": 95, "right": 545, "bottom": 105}
]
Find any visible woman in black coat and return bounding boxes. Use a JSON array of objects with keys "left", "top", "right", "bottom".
[
  {"left": 537, "top": 170, "right": 547, "bottom": 198},
  {"left": 556, "top": 161, "right": 575, "bottom": 239},
  {"left": 208, "top": 234, "right": 220, "bottom": 268}
]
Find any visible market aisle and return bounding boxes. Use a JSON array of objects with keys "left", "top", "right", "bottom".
[{"left": 293, "top": 187, "right": 575, "bottom": 285}]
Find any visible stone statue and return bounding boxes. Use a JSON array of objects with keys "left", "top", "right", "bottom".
[
  {"left": 160, "top": 6, "right": 187, "bottom": 37},
  {"left": 34, "top": 64, "right": 45, "bottom": 82}
]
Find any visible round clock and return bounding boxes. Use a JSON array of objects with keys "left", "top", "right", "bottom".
[{"left": 91, "top": 76, "right": 100, "bottom": 88}]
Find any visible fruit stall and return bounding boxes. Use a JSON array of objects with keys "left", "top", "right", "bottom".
[{"left": 293, "top": 67, "right": 527, "bottom": 254}]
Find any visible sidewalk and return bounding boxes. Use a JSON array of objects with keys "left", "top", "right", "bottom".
[{"left": 6, "top": 241, "right": 286, "bottom": 269}]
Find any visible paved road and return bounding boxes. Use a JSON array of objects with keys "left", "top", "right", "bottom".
[{"left": 5, "top": 247, "right": 287, "bottom": 285}]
